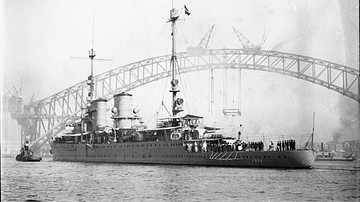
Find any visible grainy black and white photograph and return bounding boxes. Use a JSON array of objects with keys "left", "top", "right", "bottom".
[{"left": 1, "top": 0, "right": 359, "bottom": 201}]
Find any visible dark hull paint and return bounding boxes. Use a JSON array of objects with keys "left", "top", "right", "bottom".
[
  {"left": 15, "top": 155, "right": 42, "bottom": 162},
  {"left": 50, "top": 141, "right": 316, "bottom": 168}
]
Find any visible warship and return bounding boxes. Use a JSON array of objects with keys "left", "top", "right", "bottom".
[{"left": 50, "top": 6, "right": 316, "bottom": 168}]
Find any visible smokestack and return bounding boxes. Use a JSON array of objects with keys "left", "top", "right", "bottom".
[
  {"left": 321, "top": 142, "right": 323, "bottom": 152},
  {"left": 113, "top": 93, "right": 133, "bottom": 129}
]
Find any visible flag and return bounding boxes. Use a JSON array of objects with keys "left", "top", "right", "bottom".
[{"left": 184, "top": 5, "right": 190, "bottom": 16}]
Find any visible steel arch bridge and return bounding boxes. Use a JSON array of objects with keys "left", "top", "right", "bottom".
[{"left": 23, "top": 48, "right": 359, "bottom": 152}]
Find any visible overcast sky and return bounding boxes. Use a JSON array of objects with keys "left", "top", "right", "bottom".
[{"left": 2, "top": 0, "right": 359, "bottom": 143}]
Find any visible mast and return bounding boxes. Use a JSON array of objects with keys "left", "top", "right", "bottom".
[
  {"left": 82, "top": 8, "right": 96, "bottom": 140},
  {"left": 168, "top": 7, "right": 183, "bottom": 124},
  {"left": 312, "top": 112, "right": 315, "bottom": 150},
  {"left": 87, "top": 8, "right": 96, "bottom": 107},
  {"left": 88, "top": 48, "right": 96, "bottom": 104}
]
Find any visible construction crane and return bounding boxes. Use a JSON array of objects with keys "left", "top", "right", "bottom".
[
  {"left": 232, "top": 26, "right": 268, "bottom": 54},
  {"left": 4, "top": 85, "right": 22, "bottom": 98},
  {"left": 187, "top": 24, "right": 215, "bottom": 56}
]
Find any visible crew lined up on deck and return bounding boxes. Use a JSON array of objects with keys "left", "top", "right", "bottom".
[
  {"left": 185, "top": 141, "right": 267, "bottom": 153},
  {"left": 274, "top": 139, "right": 296, "bottom": 151},
  {"left": 185, "top": 139, "right": 297, "bottom": 153}
]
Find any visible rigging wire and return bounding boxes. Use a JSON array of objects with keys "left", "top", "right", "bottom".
[
  {"left": 176, "top": 56, "right": 198, "bottom": 115},
  {"left": 232, "top": 69, "right": 235, "bottom": 105},
  {"left": 144, "top": 77, "right": 170, "bottom": 127},
  {"left": 178, "top": 15, "right": 192, "bottom": 49},
  {"left": 145, "top": 19, "right": 173, "bottom": 127},
  {"left": 170, "top": 12, "right": 199, "bottom": 116}
]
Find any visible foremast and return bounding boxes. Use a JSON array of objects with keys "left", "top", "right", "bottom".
[
  {"left": 87, "top": 9, "right": 96, "bottom": 107},
  {"left": 168, "top": 8, "right": 183, "bottom": 126},
  {"left": 88, "top": 48, "right": 96, "bottom": 105}
]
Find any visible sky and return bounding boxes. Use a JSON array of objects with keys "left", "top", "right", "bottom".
[{"left": 1, "top": 0, "right": 359, "bottom": 143}]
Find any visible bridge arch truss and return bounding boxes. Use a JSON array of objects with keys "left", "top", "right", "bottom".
[{"left": 24, "top": 49, "right": 359, "bottom": 151}]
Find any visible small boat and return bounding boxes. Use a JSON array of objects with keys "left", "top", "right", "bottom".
[
  {"left": 315, "top": 152, "right": 355, "bottom": 161},
  {"left": 16, "top": 142, "right": 42, "bottom": 162}
]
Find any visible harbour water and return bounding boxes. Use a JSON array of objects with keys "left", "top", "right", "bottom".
[{"left": 1, "top": 157, "right": 359, "bottom": 201}]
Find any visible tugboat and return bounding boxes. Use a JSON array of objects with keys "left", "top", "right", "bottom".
[
  {"left": 49, "top": 5, "right": 316, "bottom": 168},
  {"left": 16, "top": 141, "right": 42, "bottom": 162}
]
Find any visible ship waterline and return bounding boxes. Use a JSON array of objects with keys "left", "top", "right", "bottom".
[{"left": 50, "top": 141, "right": 316, "bottom": 168}]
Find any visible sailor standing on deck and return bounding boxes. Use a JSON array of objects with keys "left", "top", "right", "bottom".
[
  {"left": 269, "top": 141, "right": 274, "bottom": 151},
  {"left": 24, "top": 141, "right": 29, "bottom": 151},
  {"left": 238, "top": 124, "right": 242, "bottom": 140}
]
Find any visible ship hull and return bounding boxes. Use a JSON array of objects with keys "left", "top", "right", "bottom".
[
  {"left": 50, "top": 141, "right": 315, "bottom": 168},
  {"left": 15, "top": 154, "right": 42, "bottom": 162}
]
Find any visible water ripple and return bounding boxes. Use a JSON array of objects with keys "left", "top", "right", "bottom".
[{"left": 1, "top": 158, "right": 359, "bottom": 201}]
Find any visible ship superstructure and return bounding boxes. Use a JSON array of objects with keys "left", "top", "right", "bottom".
[{"left": 50, "top": 6, "right": 316, "bottom": 168}]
